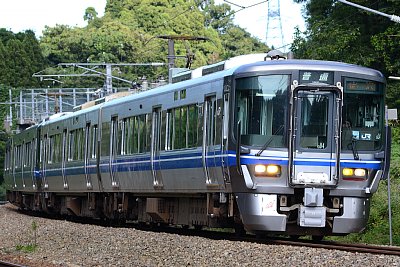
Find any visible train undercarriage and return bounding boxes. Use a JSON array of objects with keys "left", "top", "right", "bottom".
[{"left": 7, "top": 190, "right": 240, "bottom": 230}]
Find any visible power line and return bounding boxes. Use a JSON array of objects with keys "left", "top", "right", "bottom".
[
  {"left": 222, "top": 0, "right": 269, "bottom": 17},
  {"left": 337, "top": 0, "right": 400, "bottom": 23}
]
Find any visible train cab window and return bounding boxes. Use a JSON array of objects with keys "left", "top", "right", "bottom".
[
  {"left": 236, "top": 74, "right": 289, "bottom": 148},
  {"left": 299, "top": 93, "right": 328, "bottom": 149},
  {"left": 342, "top": 78, "right": 384, "bottom": 151}
]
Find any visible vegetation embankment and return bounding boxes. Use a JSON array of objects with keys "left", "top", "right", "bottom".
[{"left": 331, "top": 126, "right": 400, "bottom": 246}]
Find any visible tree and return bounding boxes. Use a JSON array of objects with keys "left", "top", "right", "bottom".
[
  {"left": 291, "top": 0, "right": 400, "bottom": 71},
  {"left": 291, "top": 0, "right": 400, "bottom": 109},
  {"left": 84, "top": 7, "right": 98, "bottom": 22}
]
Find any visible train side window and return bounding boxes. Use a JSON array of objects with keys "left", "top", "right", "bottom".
[
  {"left": 39, "top": 139, "right": 43, "bottom": 163},
  {"left": 68, "top": 131, "right": 74, "bottom": 161},
  {"left": 188, "top": 105, "right": 198, "bottom": 148},
  {"left": 161, "top": 111, "right": 167, "bottom": 151},
  {"left": 15, "top": 145, "right": 20, "bottom": 168},
  {"left": 119, "top": 119, "right": 125, "bottom": 155},
  {"left": 138, "top": 115, "right": 146, "bottom": 153},
  {"left": 110, "top": 117, "right": 118, "bottom": 158},
  {"left": 101, "top": 122, "right": 110, "bottom": 157},
  {"left": 53, "top": 134, "right": 62, "bottom": 163},
  {"left": 48, "top": 136, "right": 54, "bottom": 164},
  {"left": 166, "top": 110, "right": 173, "bottom": 150},
  {"left": 146, "top": 113, "right": 152, "bottom": 152},
  {"left": 125, "top": 118, "right": 134, "bottom": 154},
  {"left": 133, "top": 116, "right": 139, "bottom": 153},
  {"left": 72, "top": 129, "right": 84, "bottom": 161},
  {"left": 91, "top": 125, "right": 98, "bottom": 158},
  {"left": 85, "top": 123, "right": 91, "bottom": 160},
  {"left": 173, "top": 107, "right": 188, "bottom": 149},
  {"left": 22, "top": 143, "right": 27, "bottom": 167}
]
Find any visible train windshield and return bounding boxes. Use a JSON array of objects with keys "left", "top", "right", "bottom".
[
  {"left": 236, "top": 74, "right": 290, "bottom": 148},
  {"left": 342, "top": 78, "right": 384, "bottom": 151}
]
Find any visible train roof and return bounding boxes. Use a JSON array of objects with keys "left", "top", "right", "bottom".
[
  {"left": 36, "top": 54, "right": 386, "bottom": 127},
  {"left": 233, "top": 59, "right": 385, "bottom": 80}
]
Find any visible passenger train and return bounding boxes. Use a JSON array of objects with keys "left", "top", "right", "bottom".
[{"left": 4, "top": 52, "right": 392, "bottom": 238}]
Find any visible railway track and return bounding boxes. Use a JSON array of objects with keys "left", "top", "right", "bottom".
[
  {"left": 0, "top": 260, "right": 27, "bottom": 267},
  {"left": 11, "top": 207, "right": 400, "bottom": 257},
  {"left": 140, "top": 225, "right": 400, "bottom": 256},
  {"left": 262, "top": 237, "right": 400, "bottom": 256}
]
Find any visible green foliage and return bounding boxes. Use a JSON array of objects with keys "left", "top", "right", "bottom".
[
  {"left": 0, "top": 183, "right": 5, "bottom": 201},
  {"left": 15, "top": 244, "right": 38, "bottom": 253},
  {"left": 0, "top": 29, "right": 46, "bottom": 88},
  {"left": 329, "top": 126, "right": 400, "bottom": 246},
  {"left": 14, "top": 220, "right": 39, "bottom": 253},
  {"left": 291, "top": 0, "right": 400, "bottom": 77},
  {"left": 84, "top": 7, "right": 98, "bottom": 22},
  {"left": 40, "top": 0, "right": 267, "bottom": 81}
]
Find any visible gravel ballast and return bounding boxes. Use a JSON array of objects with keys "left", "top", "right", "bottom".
[{"left": 1, "top": 203, "right": 399, "bottom": 267}]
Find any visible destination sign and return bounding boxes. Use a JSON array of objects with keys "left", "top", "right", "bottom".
[
  {"left": 299, "top": 71, "right": 334, "bottom": 85},
  {"left": 345, "top": 78, "right": 378, "bottom": 93}
]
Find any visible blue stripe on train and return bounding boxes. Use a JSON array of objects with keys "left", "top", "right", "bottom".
[{"left": 41, "top": 150, "right": 382, "bottom": 177}]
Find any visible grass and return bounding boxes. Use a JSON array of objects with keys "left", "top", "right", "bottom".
[
  {"left": 15, "top": 244, "right": 38, "bottom": 253},
  {"left": 329, "top": 126, "right": 400, "bottom": 246},
  {"left": 0, "top": 183, "right": 5, "bottom": 201},
  {"left": 15, "top": 221, "right": 39, "bottom": 253}
]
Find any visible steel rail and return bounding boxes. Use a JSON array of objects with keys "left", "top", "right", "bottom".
[
  {"left": 0, "top": 260, "right": 28, "bottom": 267},
  {"left": 264, "top": 238, "right": 400, "bottom": 256}
]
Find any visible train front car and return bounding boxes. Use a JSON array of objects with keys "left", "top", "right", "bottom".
[{"left": 229, "top": 59, "right": 389, "bottom": 237}]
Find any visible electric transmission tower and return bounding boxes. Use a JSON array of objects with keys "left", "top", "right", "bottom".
[{"left": 266, "top": 0, "right": 285, "bottom": 50}]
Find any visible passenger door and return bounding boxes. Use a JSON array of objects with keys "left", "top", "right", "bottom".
[
  {"left": 84, "top": 123, "right": 93, "bottom": 189},
  {"left": 61, "top": 130, "right": 68, "bottom": 189},
  {"left": 151, "top": 107, "right": 163, "bottom": 187},
  {"left": 109, "top": 116, "right": 119, "bottom": 188},
  {"left": 202, "top": 95, "right": 218, "bottom": 185},
  {"left": 289, "top": 87, "right": 342, "bottom": 186}
]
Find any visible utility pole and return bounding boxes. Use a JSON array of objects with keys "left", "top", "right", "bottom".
[
  {"left": 156, "top": 35, "right": 209, "bottom": 83},
  {"left": 338, "top": 0, "right": 400, "bottom": 23}
]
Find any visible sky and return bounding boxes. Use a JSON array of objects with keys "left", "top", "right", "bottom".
[{"left": 0, "top": 0, "right": 305, "bottom": 50}]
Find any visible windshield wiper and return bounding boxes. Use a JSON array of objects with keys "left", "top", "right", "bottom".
[
  {"left": 347, "top": 138, "right": 359, "bottom": 160},
  {"left": 255, "top": 125, "right": 284, "bottom": 157}
]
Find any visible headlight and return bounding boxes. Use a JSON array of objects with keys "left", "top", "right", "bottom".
[
  {"left": 342, "top": 168, "right": 367, "bottom": 180},
  {"left": 342, "top": 168, "right": 354, "bottom": 176},
  {"left": 254, "top": 164, "right": 281, "bottom": 177}
]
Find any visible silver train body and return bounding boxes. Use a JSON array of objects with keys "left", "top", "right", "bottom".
[{"left": 4, "top": 54, "right": 391, "bottom": 237}]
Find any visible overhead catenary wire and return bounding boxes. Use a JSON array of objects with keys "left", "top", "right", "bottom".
[{"left": 337, "top": 0, "right": 400, "bottom": 23}]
